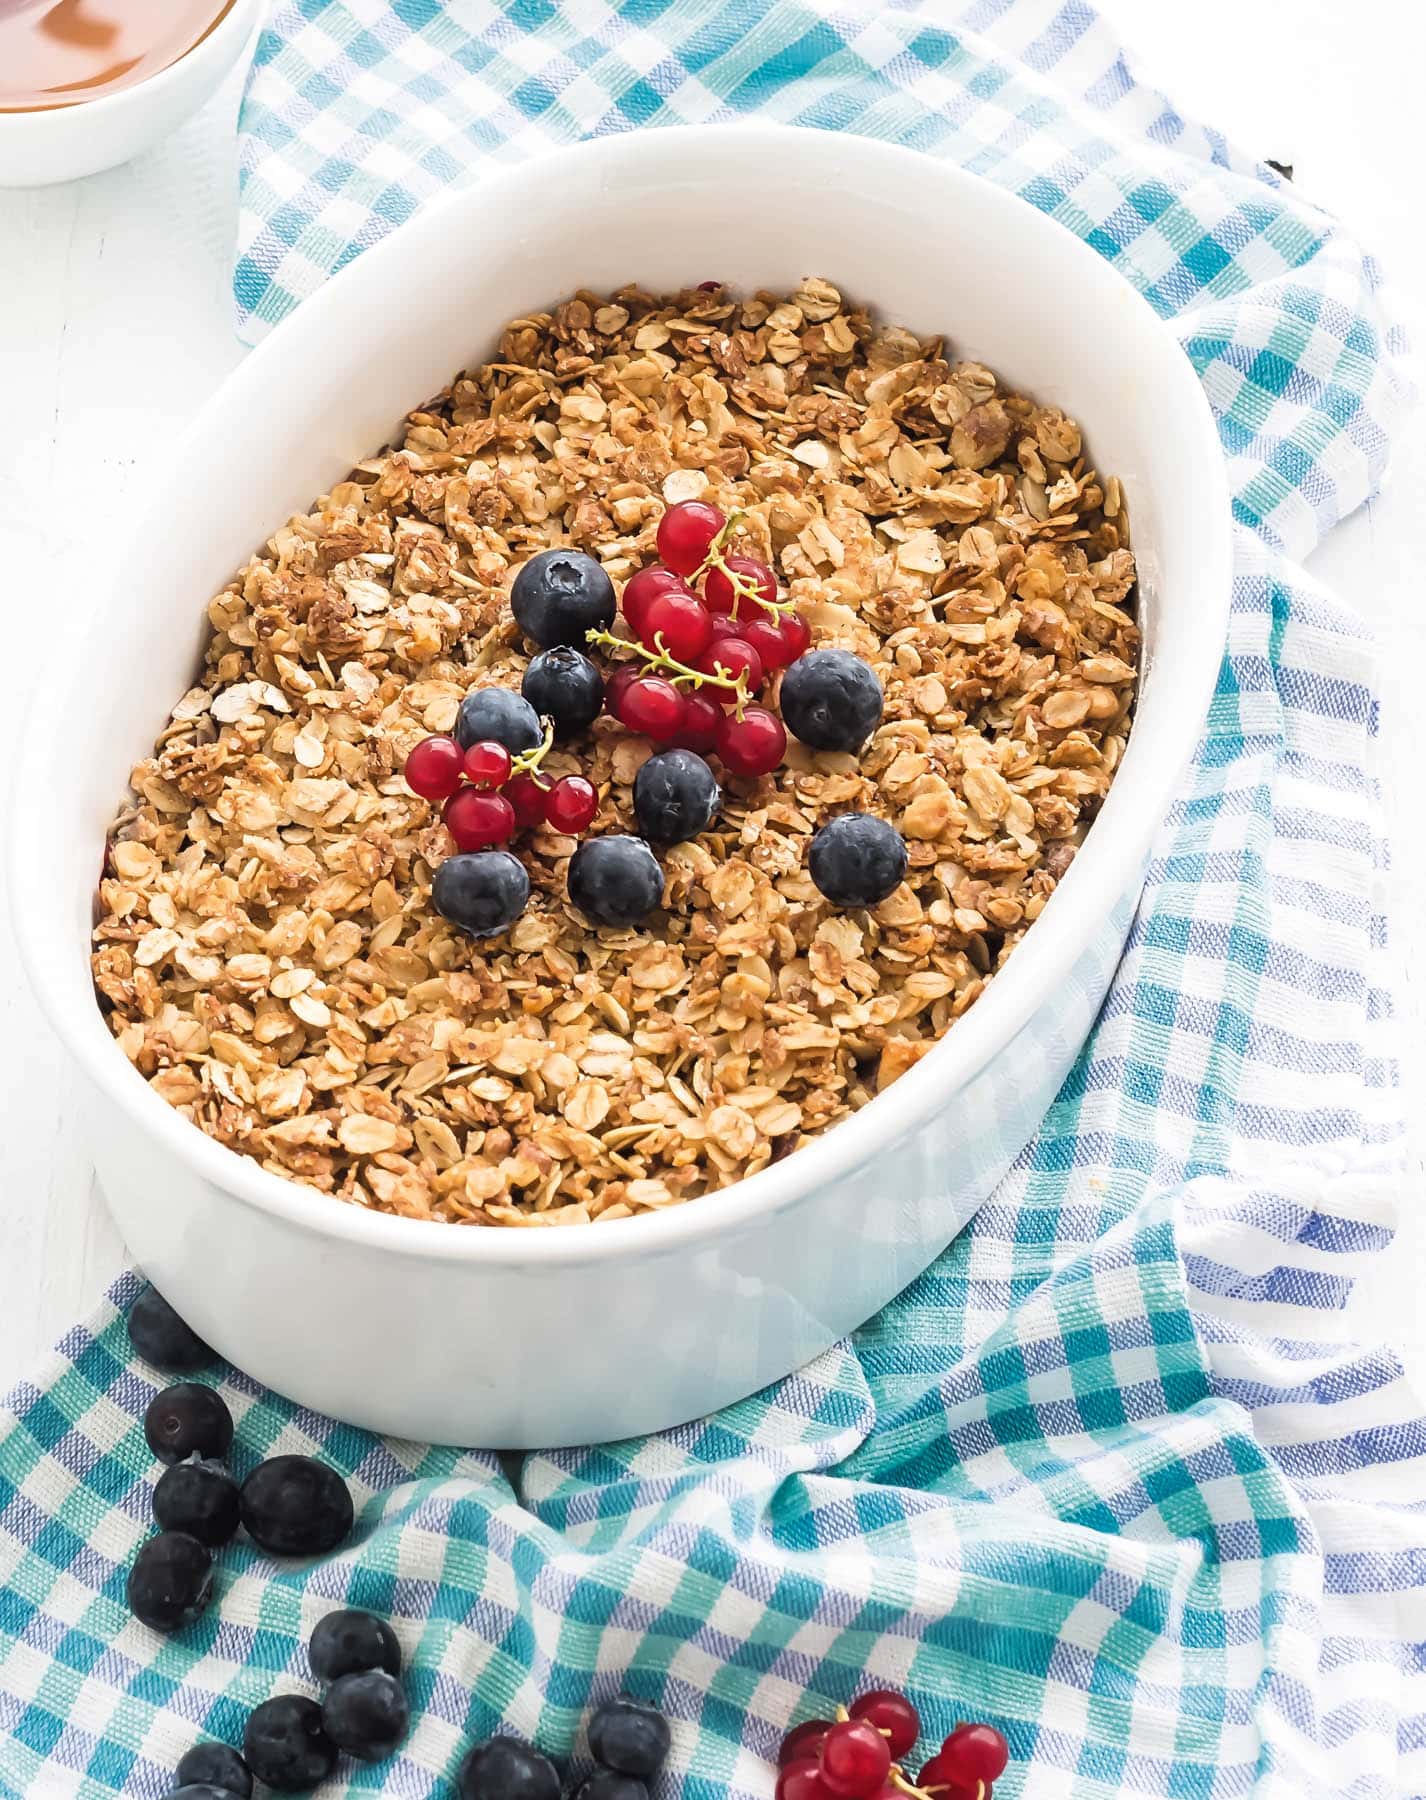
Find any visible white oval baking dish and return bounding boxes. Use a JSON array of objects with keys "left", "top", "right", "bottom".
[{"left": 7, "top": 126, "right": 1231, "bottom": 1447}]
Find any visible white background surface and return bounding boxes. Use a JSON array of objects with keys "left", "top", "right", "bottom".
[{"left": 1, "top": 1, "right": 1422, "bottom": 1388}]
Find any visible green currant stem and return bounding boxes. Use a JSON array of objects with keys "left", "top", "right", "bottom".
[
  {"left": 587, "top": 628, "right": 751, "bottom": 719},
  {"left": 509, "top": 718, "right": 555, "bottom": 788},
  {"left": 692, "top": 505, "right": 797, "bottom": 623}
]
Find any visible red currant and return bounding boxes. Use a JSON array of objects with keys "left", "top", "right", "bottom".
[
  {"left": 819, "top": 1720, "right": 890, "bottom": 1799},
  {"left": 777, "top": 1759, "right": 833, "bottom": 1800},
  {"left": 779, "top": 1722, "right": 834, "bottom": 1767},
  {"left": 940, "top": 1726, "right": 1008, "bottom": 1785},
  {"left": 543, "top": 774, "right": 598, "bottom": 834},
  {"left": 506, "top": 772, "right": 550, "bottom": 828},
  {"left": 705, "top": 554, "right": 778, "bottom": 621},
  {"left": 715, "top": 704, "right": 786, "bottom": 778},
  {"left": 444, "top": 788, "right": 516, "bottom": 850},
  {"left": 462, "top": 739, "right": 513, "bottom": 789},
  {"left": 674, "top": 691, "right": 722, "bottom": 754},
  {"left": 656, "top": 499, "right": 725, "bottom": 575},
  {"left": 639, "top": 587, "right": 714, "bottom": 662},
  {"left": 848, "top": 1692, "right": 920, "bottom": 1761},
  {"left": 604, "top": 663, "right": 641, "bottom": 719},
  {"left": 743, "top": 609, "right": 810, "bottom": 671},
  {"left": 695, "top": 635, "right": 763, "bottom": 697},
  {"left": 404, "top": 734, "right": 464, "bottom": 800},
  {"left": 917, "top": 1755, "right": 978, "bottom": 1799},
  {"left": 622, "top": 564, "right": 689, "bottom": 636},
  {"left": 707, "top": 612, "right": 742, "bottom": 643},
  {"left": 618, "top": 676, "right": 687, "bottom": 742}
]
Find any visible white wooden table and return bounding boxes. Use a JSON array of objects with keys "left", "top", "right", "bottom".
[{"left": 1, "top": 1, "right": 1422, "bottom": 1389}]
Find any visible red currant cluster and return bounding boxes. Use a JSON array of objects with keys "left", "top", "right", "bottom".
[
  {"left": 592, "top": 498, "right": 811, "bottom": 777},
  {"left": 404, "top": 723, "right": 598, "bottom": 850},
  {"left": 777, "top": 1693, "right": 1009, "bottom": 1800}
]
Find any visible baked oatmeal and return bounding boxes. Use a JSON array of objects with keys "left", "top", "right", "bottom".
[{"left": 92, "top": 280, "right": 1138, "bottom": 1227}]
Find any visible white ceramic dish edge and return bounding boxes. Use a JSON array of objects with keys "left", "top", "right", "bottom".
[{"left": 7, "top": 126, "right": 1232, "bottom": 1444}]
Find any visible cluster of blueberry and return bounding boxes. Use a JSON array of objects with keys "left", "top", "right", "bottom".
[
  {"left": 407, "top": 500, "right": 909, "bottom": 939},
  {"left": 777, "top": 1692, "right": 1009, "bottom": 1800},
  {"left": 126, "top": 1294, "right": 354, "bottom": 1648},
  {"left": 127, "top": 1290, "right": 680, "bottom": 1799},
  {"left": 460, "top": 1695, "right": 670, "bottom": 1800},
  {"left": 162, "top": 1610, "right": 408, "bottom": 1795}
]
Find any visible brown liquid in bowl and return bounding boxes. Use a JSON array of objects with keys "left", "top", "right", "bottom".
[{"left": 0, "top": 0, "right": 235, "bottom": 111}]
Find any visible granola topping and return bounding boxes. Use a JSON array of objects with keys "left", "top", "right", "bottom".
[{"left": 92, "top": 281, "right": 1138, "bottom": 1227}]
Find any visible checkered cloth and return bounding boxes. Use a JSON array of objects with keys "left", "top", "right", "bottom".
[{"left": 2, "top": 2, "right": 1421, "bottom": 1796}]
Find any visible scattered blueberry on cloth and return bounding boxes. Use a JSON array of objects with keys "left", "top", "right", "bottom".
[{"left": 3, "top": 2, "right": 1422, "bottom": 1796}]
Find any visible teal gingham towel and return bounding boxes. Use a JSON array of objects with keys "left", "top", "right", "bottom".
[{"left": 3, "top": 3, "right": 1422, "bottom": 1796}]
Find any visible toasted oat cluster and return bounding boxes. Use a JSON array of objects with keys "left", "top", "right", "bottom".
[{"left": 92, "top": 280, "right": 1138, "bottom": 1227}]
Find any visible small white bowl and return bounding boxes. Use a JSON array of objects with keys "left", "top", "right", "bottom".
[
  {"left": 8, "top": 126, "right": 1232, "bottom": 1446},
  {"left": 0, "top": 0, "right": 263, "bottom": 188}
]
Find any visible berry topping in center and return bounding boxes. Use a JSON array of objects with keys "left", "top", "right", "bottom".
[
  {"left": 779, "top": 649, "right": 885, "bottom": 753},
  {"left": 544, "top": 774, "right": 600, "bottom": 835},
  {"left": 715, "top": 703, "right": 786, "bottom": 778},
  {"left": 521, "top": 646, "right": 606, "bottom": 738},
  {"left": 655, "top": 499, "right": 726, "bottom": 574},
  {"left": 462, "top": 740, "right": 514, "bottom": 789},
  {"left": 455, "top": 686, "right": 543, "bottom": 753},
  {"left": 511, "top": 548, "right": 616, "bottom": 648},
  {"left": 808, "top": 813, "right": 909, "bottom": 908},
  {"left": 616, "top": 675, "right": 687, "bottom": 743},
  {"left": 634, "top": 748, "right": 721, "bottom": 846},
  {"left": 433, "top": 850, "right": 532, "bottom": 939},
  {"left": 704, "top": 553, "right": 778, "bottom": 622},
  {"left": 404, "top": 733, "right": 466, "bottom": 800},
  {"left": 568, "top": 835, "right": 664, "bottom": 928},
  {"left": 444, "top": 788, "right": 517, "bottom": 851},
  {"left": 637, "top": 585, "right": 714, "bottom": 662}
]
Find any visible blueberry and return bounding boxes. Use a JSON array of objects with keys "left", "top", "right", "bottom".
[
  {"left": 632, "top": 750, "right": 720, "bottom": 846},
  {"left": 321, "top": 1669, "right": 410, "bottom": 1762},
  {"left": 174, "top": 1741, "right": 252, "bottom": 1797},
  {"left": 239, "top": 1455, "right": 354, "bottom": 1558},
  {"left": 171, "top": 1787, "right": 244, "bottom": 1799},
  {"left": 808, "top": 812, "right": 908, "bottom": 907},
  {"left": 567, "top": 836, "right": 663, "bottom": 928},
  {"left": 573, "top": 1773, "right": 649, "bottom": 1800},
  {"left": 126, "top": 1531, "right": 213, "bottom": 1632},
  {"left": 153, "top": 1458, "right": 241, "bottom": 1547},
  {"left": 522, "top": 647, "right": 605, "bottom": 738},
  {"left": 458, "top": 1736, "right": 561, "bottom": 1800},
  {"left": 511, "top": 548, "right": 616, "bottom": 649},
  {"left": 588, "top": 1697, "right": 670, "bottom": 1779},
  {"left": 779, "top": 649, "right": 884, "bottom": 752},
  {"left": 433, "top": 850, "right": 531, "bottom": 939},
  {"left": 309, "top": 1608, "right": 402, "bottom": 1682},
  {"left": 243, "top": 1696, "right": 337, "bottom": 1793},
  {"left": 144, "top": 1383, "right": 233, "bottom": 1466},
  {"left": 455, "top": 686, "right": 543, "bottom": 753},
  {"left": 129, "top": 1285, "right": 213, "bottom": 1374}
]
